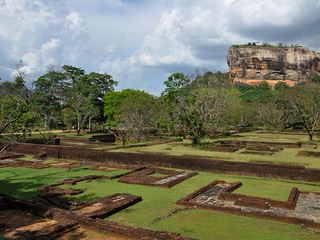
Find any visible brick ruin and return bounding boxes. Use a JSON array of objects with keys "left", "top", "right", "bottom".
[
  {"left": 2, "top": 139, "right": 320, "bottom": 237},
  {"left": 119, "top": 168, "right": 198, "bottom": 188},
  {"left": 0, "top": 192, "right": 194, "bottom": 240},
  {"left": 7, "top": 142, "right": 320, "bottom": 182},
  {"left": 0, "top": 168, "right": 195, "bottom": 240},
  {"left": 177, "top": 180, "right": 320, "bottom": 228}
]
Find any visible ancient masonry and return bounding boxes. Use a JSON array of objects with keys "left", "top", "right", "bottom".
[
  {"left": 0, "top": 161, "right": 195, "bottom": 240},
  {"left": 227, "top": 45, "right": 320, "bottom": 87},
  {"left": 119, "top": 168, "right": 198, "bottom": 188},
  {"left": 177, "top": 181, "right": 320, "bottom": 228}
]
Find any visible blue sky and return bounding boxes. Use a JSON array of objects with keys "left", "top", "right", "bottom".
[{"left": 1, "top": 0, "right": 320, "bottom": 95}]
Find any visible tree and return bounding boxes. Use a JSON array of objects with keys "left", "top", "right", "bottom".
[
  {"left": 0, "top": 61, "right": 33, "bottom": 151},
  {"left": 174, "top": 86, "right": 240, "bottom": 144},
  {"left": 61, "top": 65, "right": 85, "bottom": 85},
  {"left": 240, "top": 81, "right": 275, "bottom": 102},
  {"left": 33, "top": 66, "right": 66, "bottom": 129},
  {"left": 282, "top": 84, "right": 320, "bottom": 141},
  {"left": 103, "top": 89, "right": 136, "bottom": 126},
  {"left": 161, "top": 73, "right": 191, "bottom": 136},
  {"left": 257, "top": 101, "right": 288, "bottom": 138},
  {"left": 0, "top": 94, "right": 27, "bottom": 135},
  {"left": 162, "top": 73, "right": 190, "bottom": 102},
  {"left": 115, "top": 90, "right": 156, "bottom": 144},
  {"left": 77, "top": 72, "right": 117, "bottom": 123},
  {"left": 191, "top": 71, "right": 231, "bottom": 88},
  {"left": 0, "top": 60, "right": 32, "bottom": 135},
  {"left": 33, "top": 64, "right": 117, "bottom": 131},
  {"left": 63, "top": 95, "right": 97, "bottom": 135},
  {"left": 228, "top": 102, "right": 257, "bottom": 130},
  {"left": 312, "top": 74, "right": 320, "bottom": 84},
  {"left": 274, "top": 81, "right": 289, "bottom": 91}
]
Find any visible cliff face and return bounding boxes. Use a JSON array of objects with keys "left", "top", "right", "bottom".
[{"left": 227, "top": 45, "right": 320, "bottom": 87}]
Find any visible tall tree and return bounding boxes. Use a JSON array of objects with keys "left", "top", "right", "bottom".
[
  {"left": 33, "top": 66, "right": 66, "bottom": 129},
  {"left": 174, "top": 86, "right": 241, "bottom": 144},
  {"left": 34, "top": 64, "right": 117, "bottom": 131},
  {"left": 103, "top": 89, "right": 138, "bottom": 126},
  {"left": 257, "top": 101, "right": 289, "bottom": 137},
  {"left": 0, "top": 61, "right": 33, "bottom": 151},
  {"left": 116, "top": 90, "right": 156, "bottom": 143},
  {"left": 282, "top": 84, "right": 320, "bottom": 141},
  {"left": 162, "top": 73, "right": 191, "bottom": 102},
  {"left": 161, "top": 73, "right": 191, "bottom": 135}
]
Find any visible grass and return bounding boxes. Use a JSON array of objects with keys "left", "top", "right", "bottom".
[
  {"left": 111, "top": 131, "right": 320, "bottom": 169},
  {"left": 1, "top": 165, "right": 320, "bottom": 239},
  {"left": 0, "top": 166, "right": 130, "bottom": 200},
  {"left": 2, "top": 130, "right": 320, "bottom": 239}
]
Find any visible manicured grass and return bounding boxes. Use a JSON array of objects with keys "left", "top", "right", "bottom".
[
  {"left": 1, "top": 165, "right": 318, "bottom": 239},
  {"left": 111, "top": 131, "right": 320, "bottom": 169},
  {"left": 66, "top": 171, "right": 320, "bottom": 239},
  {"left": 152, "top": 209, "right": 319, "bottom": 240},
  {"left": 0, "top": 166, "right": 130, "bottom": 200},
  {"left": 230, "top": 131, "right": 312, "bottom": 143}
]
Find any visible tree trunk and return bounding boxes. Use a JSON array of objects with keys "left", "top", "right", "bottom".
[
  {"left": 121, "top": 137, "right": 125, "bottom": 147},
  {"left": 77, "top": 116, "right": 81, "bottom": 135},
  {"left": 88, "top": 117, "right": 92, "bottom": 131},
  {"left": 44, "top": 116, "right": 48, "bottom": 130},
  {"left": 308, "top": 132, "right": 313, "bottom": 141},
  {"left": 303, "top": 117, "right": 313, "bottom": 141}
]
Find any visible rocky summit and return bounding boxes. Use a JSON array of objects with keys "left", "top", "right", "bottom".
[{"left": 227, "top": 45, "right": 320, "bottom": 87}]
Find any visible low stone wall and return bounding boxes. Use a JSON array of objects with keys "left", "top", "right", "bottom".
[
  {"left": 217, "top": 140, "right": 301, "bottom": 148},
  {"left": 176, "top": 181, "right": 320, "bottom": 229},
  {"left": 0, "top": 193, "right": 194, "bottom": 240},
  {"left": 7, "top": 142, "right": 320, "bottom": 182},
  {"left": 119, "top": 168, "right": 198, "bottom": 188},
  {"left": 218, "top": 182, "right": 299, "bottom": 210},
  {"left": 204, "top": 146, "right": 239, "bottom": 152},
  {"left": 297, "top": 151, "right": 320, "bottom": 157}
]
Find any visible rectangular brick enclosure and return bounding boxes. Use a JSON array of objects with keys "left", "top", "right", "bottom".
[
  {"left": 119, "top": 168, "right": 198, "bottom": 188},
  {"left": 177, "top": 181, "right": 320, "bottom": 228}
]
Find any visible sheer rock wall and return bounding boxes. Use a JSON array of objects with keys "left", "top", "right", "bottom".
[{"left": 227, "top": 45, "right": 320, "bottom": 87}]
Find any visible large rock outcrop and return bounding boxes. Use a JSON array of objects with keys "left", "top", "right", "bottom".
[{"left": 227, "top": 45, "right": 320, "bottom": 87}]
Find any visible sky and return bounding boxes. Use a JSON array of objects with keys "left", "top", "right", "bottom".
[{"left": 0, "top": 0, "right": 320, "bottom": 95}]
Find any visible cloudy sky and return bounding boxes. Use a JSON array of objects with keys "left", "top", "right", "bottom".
[{"left": 1, "top": 0, "right": 320, "bottom": 95}]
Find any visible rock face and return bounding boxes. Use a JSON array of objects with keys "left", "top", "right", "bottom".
[{"left": 227, "top": 45, "right": 320, "bottom": 87}]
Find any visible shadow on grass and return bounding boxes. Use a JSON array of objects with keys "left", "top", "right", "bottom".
[
  {"left": 0, "top": 168, "right": 85, "bottom": 200},
  {"left": 0, "top": 178, "right": 42, "bottom": 200},
  {"left": 69, "top": 192, "right": 103, "bottom": 203}
]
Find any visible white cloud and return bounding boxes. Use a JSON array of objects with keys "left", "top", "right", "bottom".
[
  {"left": 0, "top": 0, "right": 88, "bottom": 80},
  {"left": 0, "top": 0, "right": 319, "bottom": 95},
  {"left": 65, "top": 12, "right": 87, "bottom": 38},
  {"left": 41, "top": 38, "right": 61, "bottom": 52}
]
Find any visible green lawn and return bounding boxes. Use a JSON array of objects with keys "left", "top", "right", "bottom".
[
  {"left": 1, "top": 165, "right": 320, "bottom": 239},
  {"left": 111, "top": 131, "right": 320, "bottom": 169}
]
